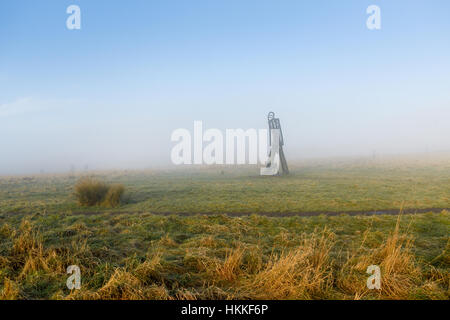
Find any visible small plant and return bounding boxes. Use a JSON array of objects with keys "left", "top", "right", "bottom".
[
  {"left": 102, "top": 184, "right": 125, "bottom": 208},
  {"left": 74, "top": 178, "right": 124, "bottom": 208}
]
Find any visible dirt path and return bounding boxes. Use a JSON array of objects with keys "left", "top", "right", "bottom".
[
  {"left": 138, "top": 207, "right": 449, "bottom": 217},
  {"left": 4, "top": 207, "right": 448, "bottom": 218}
]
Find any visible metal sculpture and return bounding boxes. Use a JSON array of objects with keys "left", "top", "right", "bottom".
[{"left": 260, "top": 112, "right": 289, "bottom": 176}]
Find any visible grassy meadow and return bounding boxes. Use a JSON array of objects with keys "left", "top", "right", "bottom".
[
  {"left": 0, "top": 155, "right": 449, "bottom": 300},
  {"left": 1, "top": 156, "right": 450, "bottom": 216}
]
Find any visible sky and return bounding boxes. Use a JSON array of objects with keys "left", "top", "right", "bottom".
[{"left": 1, "top": 0, "right": 450, "bottom": 174}]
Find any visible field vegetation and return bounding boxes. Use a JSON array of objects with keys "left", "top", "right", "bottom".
[
  {"left": 0, "top": 211, "right": 448, "bottom": 300},
  {"left": 0, "top": 155, "right": 449, "bottom": 216},
  {"left": 74, "top": 178, "right": 124, "bottom": 208},
  {"left": 0, "top": 155, "right": 448, "bottom": 300}
]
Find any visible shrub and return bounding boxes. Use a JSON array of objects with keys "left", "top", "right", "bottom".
[
  {"left": 102, "top": 184, "right": 125, "bottom": 208},
  {"left": 74, "top": 178, "right": 124, "bottom": 208}
]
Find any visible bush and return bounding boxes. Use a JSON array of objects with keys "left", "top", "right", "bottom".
[
  {"left": 74, "top": 178, "right": 124, "bottom": 208},
  {"left": 102, "top": 184, "right": 125, "bottom": 208}
]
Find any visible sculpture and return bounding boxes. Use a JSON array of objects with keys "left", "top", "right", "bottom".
[{"left": 260, "top": 112, "right": 289, "bottom": 176}]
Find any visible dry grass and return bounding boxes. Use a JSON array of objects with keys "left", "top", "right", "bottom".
[
  {"left": 245, "top": 230, "right": 334, "bottom": 299},
  {"left": 337, "top": 216, "right": 425, "bottom": 299},
  {"left": 74, "top": 178, "right": 109, "bottom": 206},
  {"left": 0, "top": 212, "right": 448, "bottom": 300},
  {"left": 213, "top": 246, "right": 245, "bottom": 282},
  {"left": 0, "top": 278, "right": 20, "bottom": 300},
  {"left": 102, "top": 184, "right": 125, "bottom": 208},
  {"left": 74, "top": 178, "right": 124, "bottom": 208}
]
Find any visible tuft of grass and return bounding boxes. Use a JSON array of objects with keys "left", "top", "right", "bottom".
[
  {"left": 0, "top": 278, "right": 20, "bottom": 300},
  {"left": 214, "top": 246, "right": 245, "bottom": 282},
  {"left": 337, "top": 216, "right": 422, "bottom": 299},
  {"left": 74, "top": 178, "right": 109, "bottom": 207},
  {"left": 102, "top": 184, "right": 125, "bottom": 208},
  {"left": 245, "top": 230, "right": 334, "bottom": 299},
  {"left": 74, "top": 178, "right": 124, "bottom": 208}
]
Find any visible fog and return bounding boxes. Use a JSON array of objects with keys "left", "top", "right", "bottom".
[
  {"left": 1, "top": 1, "right": 449, "bottom": 175},
  {"left": 1, "top": 95, "right": 449, "bottom": 175}
]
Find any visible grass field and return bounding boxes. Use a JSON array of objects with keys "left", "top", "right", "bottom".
[
  {"left": 0, "top": 155, "right": 449, "bottom": 300},
  {"left": 1, "top": 156, "right": 450, "bottom": 216}
]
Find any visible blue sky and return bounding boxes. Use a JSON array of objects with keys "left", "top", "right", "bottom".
[{"left": 1, "top": 1, "right": 450, "bottom": 174}]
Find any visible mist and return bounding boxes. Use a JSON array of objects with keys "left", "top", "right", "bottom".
[
  {"left": 1, "top": 1, "right": 449, "bottom": 175},
  {"left": 1, "top": 95, "right": 449, "bottom": 175}
]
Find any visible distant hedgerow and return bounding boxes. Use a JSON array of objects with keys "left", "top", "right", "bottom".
[{"left": 74, "top": 178, "right": 125, "bottom": 208}]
